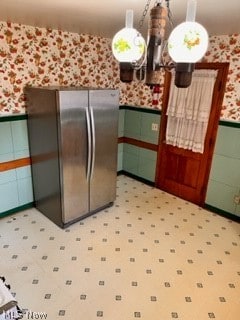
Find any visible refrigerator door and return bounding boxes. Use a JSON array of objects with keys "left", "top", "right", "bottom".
[
  {"left": 89, "top": 89, "right": 119, "bottom": 212},
  {"left": 58, "top": 90, "right": 89, "bottom": 223},
  {"left": 27, "top": 88, "right": 63, "bottom": 227}
]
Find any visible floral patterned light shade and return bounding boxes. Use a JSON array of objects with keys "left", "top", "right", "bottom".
[
  {"left": 112, "top": 28, "right": 145, "bottom": 63},
  {"left": 168, "top": 21, "right": 209, "bottom": 63},
  {"left": 112, "top": 10, "right": 146, "bottom": 63}
]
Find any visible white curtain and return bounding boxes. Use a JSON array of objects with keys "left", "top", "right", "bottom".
[{"left": 166, "top": 69, "right": 217, "bottom": 153}]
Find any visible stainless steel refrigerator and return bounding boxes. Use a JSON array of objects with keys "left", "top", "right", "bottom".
[{"left": 26, "top": 87, "right": 119, "bottom": 228}]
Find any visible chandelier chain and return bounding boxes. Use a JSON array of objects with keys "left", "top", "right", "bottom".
[
  {"left": 155, "top": 0, "right": 163, "bottom": 5},
  {"left": 138, "top": 1, "right": 168, "bottom": 29},
  {"left": 138, "top": 0, "right": 153, "bottom": 28},
  {"left": 166, "top": 0, "right": 174, "bottom": 28}
]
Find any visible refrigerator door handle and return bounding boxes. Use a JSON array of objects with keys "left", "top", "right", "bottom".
[
  {"left": 86, "top": 108, "right": 92, "bottom": 181},
  {"left": 89, "top": 106, "right": 96, "bottom": 180}
]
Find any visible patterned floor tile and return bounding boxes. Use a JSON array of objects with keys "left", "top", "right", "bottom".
[{"left": 0, "top": 175, "right": 240, "bottom": 319}]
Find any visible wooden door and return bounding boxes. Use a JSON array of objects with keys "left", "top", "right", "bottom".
[{"left": 155, "top": 63, "right": 229, "bottom": 206}]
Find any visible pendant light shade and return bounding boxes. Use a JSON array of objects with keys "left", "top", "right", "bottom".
[
  {"left": 112, "top": 29, "right": 145, "bottom": 63},
  {"left": 167, "top": 0, "right": 209, "bottom": 88},
  {"left": 168, "top": 21, "right": 208, "bottom": 63},
  {"left": 112, "top": 10, "right": 146, "bottom": 64}
]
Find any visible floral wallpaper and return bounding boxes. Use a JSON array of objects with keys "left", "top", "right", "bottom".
[
  {"left": 203, "top": 34, "right": 240, "bottom": 121},
  {"left": 0, "top": 21, "right": 153, "bottom": 115},
  {"left": 0, "top": 21, "right": 119, "bottom": 114},
  {"left": 0, "top": 20, "right": 239, "bottom": 121}
]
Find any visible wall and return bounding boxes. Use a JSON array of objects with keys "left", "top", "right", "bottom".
[
  {"left": 0, "top": 21, "right": 120, "bottom": 114},
  {"left": 118, "top": 107, "right": 160, "bottom": 183},
  {"left": 203, "top": 34, "right": 240, "bottom": 121},
  {"left": 0, "top": 116, "right": 33, "bottom": 214},
  {"left": 0, "top": 21, "right": 154, "bottom": 115},
  {"left": 201, "top": 35, "right": 240, "bottom": 217},
  {"left": 205, "top": 122, "right": 240, "bottom": 217},
  {"left": 1, "top": 22, "right": 239, "bottom": 120}
]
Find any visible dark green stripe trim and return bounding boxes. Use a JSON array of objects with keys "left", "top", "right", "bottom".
[
  {"left": 120, "top": 105, "right": 161, "bottom": 115},
  {"left": 204, "top": 203, "right": 240, "bottom": 223},
  {"left": 117, "top": 170, "right": 155, "bottom": 187},
  {"left": 0, "top": 202, "right": 34, "bottom": 218},
  {"left": 219, "top": 120, "right": 240, "bottom": 129},
  {"left": 119, "top": 106, "right": 240, "bottom": 124},
  {"left": 0, "top": 114, "right": 28, "bottom": 122}
]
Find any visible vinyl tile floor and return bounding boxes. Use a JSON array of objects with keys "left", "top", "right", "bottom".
[{"left": 0, "top": 175, "right": 240, "bottom": 320}]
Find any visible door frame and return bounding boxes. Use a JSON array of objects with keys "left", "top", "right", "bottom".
[{"left": 155, "top": 62, "right": 229, "bottom": 206}]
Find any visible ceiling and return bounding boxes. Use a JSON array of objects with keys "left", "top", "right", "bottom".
[{"left": 0, "top": 0, "right": 239, "bottom": 39}]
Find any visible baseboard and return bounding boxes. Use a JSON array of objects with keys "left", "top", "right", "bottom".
[
  {"left": 0, "top": 202, "right": 34, "bottom": 218},
  {"left": 204, "top": 203, "right": 240, "bottom": 223},
  {"left": 117, "top": 170, "right": 155, "bottom": 187}
]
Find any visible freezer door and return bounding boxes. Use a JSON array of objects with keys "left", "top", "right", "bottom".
[
  {"left": 58, "top": 90, "right": 89, "bottom": 223},
  {"left": 89, "top": 89, "right": 119, "bottom": 212}
]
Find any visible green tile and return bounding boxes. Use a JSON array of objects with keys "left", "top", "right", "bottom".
[
  {"left": 235, "top": 206, "right": 240, "bottom": 217},
  {"left": 138, "top": 148, "right": 157, "bottom": 182},
  {"left": 140, "top": 113, "right": 160, "bottom": 144},
  {"left": 118, "top": 143, "right": 123, "bottom": 153},
  {"left": 235, "top": 198, "right": 240, "bottom": 217},
  {"left": 0, "top": 181, "right": 19, "bottom": 213},
  {"left": 122, "top": 144, "right": 139, "bottom": 175},
  {"left": 0, "top": 154, "right": 14, "bottom": 162},
  {"left": 14, "top": 149, "right": 30, "bottom": 159},
  {"left": 117, "top": 154, "right": 123, "bottom": 171},
  {"left": 235, "top": 187, "right": 240, "bottom": 217},
  {"left": 138, "top": 158, "right": 156, "bottom": 182},
  {"left": 124, "top": 110, "right": 141, "bottom": 140},
  {"left": 0, "top": 122, "right": 14, "bottom": 160},
  {"left": 117, "top": 144, "right": 123, "bottom": 171},
  {"left": 16, "top": 165, "right": 32, "bottom": 179},
  {"left": 214, "top": 125, "right": 240, "bottom": 159},
  {"left": 11, "top": 120, "right": 29, "bottom": 154},
  {"left": 123, "top": 143, "right": 139, "bottom": 156},
  {"left": 205, "top": 179, "right": 238, "bottom": 214},
  {"left": 209, "top": 154, "right": 240, "bottom": 187},
  {"left": 118, "top": 109, "right": 125, "bottom": 137},
  {"left": 123, "top": 154, "right": 139, "bottom": 175},
  {"left": 0, "top": 170, "right": 17, "bottom": 184},
  {"left": 122, "top": 144, "right": 157, "bottom": 181},
  {"left": 139, "top": 148, "right": 157, "bottom": 161},
  {"left": 17, "top": 177, "right": 33, "bottom": 206}
]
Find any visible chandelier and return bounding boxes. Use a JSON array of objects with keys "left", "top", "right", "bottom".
[{"left": 112, "top": 0, "right": 208, "bottom": 88}]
